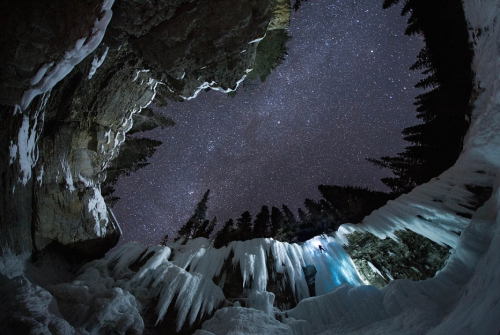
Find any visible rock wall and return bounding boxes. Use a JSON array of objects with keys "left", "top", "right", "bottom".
[{"left": 0, "top": 0, "right": 275, "bottom": 256}]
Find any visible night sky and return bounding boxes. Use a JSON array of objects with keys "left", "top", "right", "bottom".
[{"left": 114, "top": 0, "right": 424, "bottom": 246}]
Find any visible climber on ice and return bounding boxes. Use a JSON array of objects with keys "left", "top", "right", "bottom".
[{"left": 318, "top": 244, "right": 325, "bottom": 253}]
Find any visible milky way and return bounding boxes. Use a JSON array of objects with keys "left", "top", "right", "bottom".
[{"left": 114, "top": 0, "right": 425, "bottom": 245}]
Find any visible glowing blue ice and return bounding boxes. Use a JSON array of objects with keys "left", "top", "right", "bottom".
[{"left": 303, "top": 236, "right": 365, "bottom": 295}]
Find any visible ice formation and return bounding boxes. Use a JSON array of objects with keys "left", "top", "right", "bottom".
[
  {"left": 193, "top": 307, "right": 293, "bottom": 335},
  {"left": 0, "top": 236, "right": 358, "bottom": 333},
  {"left": 168, "top": 236, "right": 364, "bottom": 302}
]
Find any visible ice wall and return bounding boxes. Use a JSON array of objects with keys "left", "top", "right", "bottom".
[{"left": 169, "top": 236, "right": 364, "bottom": 302}]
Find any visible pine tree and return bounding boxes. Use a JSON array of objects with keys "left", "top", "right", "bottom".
[
  {"left": 235, "top": 211, "right": 253, "bottom": 242},
  {"left": 270, "top": 206, "right": 285, "bottom": 238},
  {"left": 253, "top": 206, "right": 270, "bottom": 238},
  {"left": 193, "top": 219, "right": 210, "bottom": 239},
  {"left": 205, "top": 216, "right": 218, "bottom": 238},
  {"left": 213, "top": 219, "right": 235, "bottom": 248},
  {"left": 282, "top": 204, "right": 299, "bottom": 242},
  {"left": 175, "top": 189, "right": 211, "bottom": 242}
]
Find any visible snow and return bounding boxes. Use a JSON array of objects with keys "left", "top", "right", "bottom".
[
  {"left": 0, "top": 275, "right": 76, "bottom": 334},
  {"left": 13, "top": 93, "right": 49, "bottom": 185},
  {"left": 333, "top": 168, "right": 493, "bottom": 248},
  {"left": 61, "top": 158, "right": 76, "bottom": 192},
  {"left": 248, "top": 290, "right": 276, "bottom": 316},
  {"left": 8, "top": 141, "right": 17, "bottom": 164},
  {"left": 30, "top": 62, "right": 55, "bottom": 86},
  {"left": 193, "top": 307, "right": 293, "bottom": 335},
  {"left": 181, "top": 73, "right": 248, "bottom": 100},
  {"left": 248, "top": 34, "right": 266, "bottom": 44},
  {"left": 87, "top": 186, "right": 109, "bottom": 235},
  {"left": 132, "top": 69, "right": 150, "bottom": 82},
  {"left": 72, "top": 243, "right": 225, "bottom": 332},
  {"left": 20, "top": 0, "right": 115, "bottom": 110},
  {"left": 87, "top": 46, "right": 109, "bottom": 79},
  {"left": 37, "top": 165, "right": 44, "bottom": 186},
  {"left": 100, "top": 73, "right": 159, "bottom": 169},
  {"left": 367, "top": 261, "right": 385, "bottom": 280},
  {"left": 108, "top": 208, "right": 123, "bottom": 235},
  {"left": 0, "top": 250, "right": 29, "bottom": 279}
]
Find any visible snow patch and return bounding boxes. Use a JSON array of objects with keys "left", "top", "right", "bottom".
[
  {"left": 87, "top": 186, "right": 109, "bottom": 235},
  {"left": 248, "top": 34, "right": 266, "bottom": 44},
  {"left": 30, "top": 62, "right": 55, "bottom": 86},
  {"left": 0, "top": 250, "right": 29, "bottom": 279},
  {"left": 14, "top": 93, "right": 49, "bottom": 185},
  {"left": 8, "top": 141, "right": 17, "bottom": 165},
  {"left": 60, "top": 158, "right": 76, "bottom": 192},
  {"left": 37, "top": 165, "right": 44, "bottom": 186},
  {"left": 367, "top": 261, "right": 386, "bottom": 280},
  {"left": 87, "top": 46, "right": 109, "bottom": 79},
  {"left": 20, "top": 0, "right": 115, "bottom": 110},
  {"left": 181, "top": 74, "right": 247, "bottom": 100},
  {"left": 194, "top": 307, "right": 293, "bottom": 335}
]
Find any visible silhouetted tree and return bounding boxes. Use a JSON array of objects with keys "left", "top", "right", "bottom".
[
  {"left": 281, "top": 204, "right": 299, "bottom": 242},
  {"left": 175, "top": 189, "right": 211, "bottom": 242},
  {"left": 253, "top": 206, "right": 271, "bottom": 238},
  {"left": 235, "top": 211, "right": 253, "bottom": 242},
  {"left": 205, "top": 216, "right": 218, "bottom": 238},
  {"left": 270, "top": 206, "right": 285, "bottom": 238},
  {"left": 369, "top": 0, "right": 473, "bottom": 195},
  {"left": 214, "top": 219, "right": 235, "bottom": 248}
]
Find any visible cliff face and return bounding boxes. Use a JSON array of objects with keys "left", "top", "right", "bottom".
[{"left": 0, "top": 0, "right": 274, "bottom": 257}]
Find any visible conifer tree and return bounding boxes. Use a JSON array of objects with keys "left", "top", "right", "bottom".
[
  {"left": 235, "top": 211, "right": 253, "bottom": 242},
  {"left": 282, "top": 204, "right": 299, "bottom": 241},
  {"left": 205, "top": 216, "right": 218, "bottom": 238},
  {"left": 213, "top": 219, "right": 235, "bottom": 248},
  {"left": 253, "top": 206, "right": 270, "bottom": 238},
  {"left": 270, "top": 206, "right": 285, "bottom": 238},
  {"left": 175, "top": 189, "right": 210, "bottom": 242},
  {"left": 193, "top": 219, "right": 210, "bottom": 239}
]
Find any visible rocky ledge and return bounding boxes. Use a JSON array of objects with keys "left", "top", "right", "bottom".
[{"left": 0, "top": 0, "right": 283, "bottom": 257}]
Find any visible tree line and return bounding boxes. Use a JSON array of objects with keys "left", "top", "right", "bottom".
[
  {"left": 166, "top": 187, "right": 394, "bottom": 248},
  {"left": 368, "top": 0, "right": 474, "bottom": 194}
]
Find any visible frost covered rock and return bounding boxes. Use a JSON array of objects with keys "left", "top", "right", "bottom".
[
  {"left": 50, "top": 242, "right": 225, "bottom": 333},
  {"left": 32, "top": 44, "right": 157, "bottom": 255},
  {"left": 194, "top": 307, "right": 293, "bottom": 335},
  {"left": 50, "top": 267, "right": 144, "bottom": 334},
  {"left": 344, "top": 230, "right": 451, "bottom": 288},
  {"left": 0, "top": 274, "right": 75, "bottom": 335}
]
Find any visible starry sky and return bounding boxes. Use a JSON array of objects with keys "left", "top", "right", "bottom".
[{"left": 113, "top": 0, "right": 424, "bottom": 246}]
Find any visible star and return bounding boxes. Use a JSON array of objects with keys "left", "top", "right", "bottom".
[{"left": 114, "top": 0, "right": 424, "bottom": 246}]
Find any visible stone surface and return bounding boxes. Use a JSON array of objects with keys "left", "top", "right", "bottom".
[
  {"left": 268, "top": 0, "right": 292, "bottom": 30},
  {"left": 344, "top": 230, "right": 451, "bottom": 289}
]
